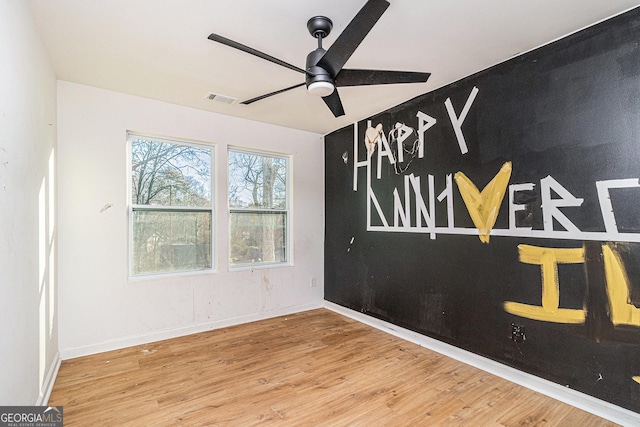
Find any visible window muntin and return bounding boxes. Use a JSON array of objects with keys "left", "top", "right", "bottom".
[
  {"left": 129, "top": 134, "right": 213, "bottom": 276},
  {"left": 228, "top": 149, "right": 289, "bottom": 267}
]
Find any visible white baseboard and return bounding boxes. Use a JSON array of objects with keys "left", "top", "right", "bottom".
[
  {"left": 60, "top": 302, "right": 323, "bottom": 360},
  {"left": 36, "top": 351, "right": 61, "bottom": 406},
  {"left": 324, "top": 301, "right": 640, "bottom": 427}
]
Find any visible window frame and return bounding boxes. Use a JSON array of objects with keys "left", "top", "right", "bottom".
[
  {"left": 127, "top": 132, "right": 216, "bottom": 278},
  {"left": 227, "top": 146, "right": 292, "bottom": 270}
]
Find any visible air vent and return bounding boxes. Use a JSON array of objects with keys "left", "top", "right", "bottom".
[{"left": 206, "top": 92, "right": 238, "bottom": 105}]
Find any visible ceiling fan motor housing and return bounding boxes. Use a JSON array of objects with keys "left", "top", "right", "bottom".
[{"left": 306, "top": 48, "right": 335, "bottom": 96}]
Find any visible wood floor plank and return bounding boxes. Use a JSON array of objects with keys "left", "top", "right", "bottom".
[{"left": 49, "top": 309, "right": 617, "bottom": 426}]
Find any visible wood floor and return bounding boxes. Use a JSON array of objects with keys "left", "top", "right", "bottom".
[{"left": 49, "top": 309, "right": 616, "bottom": 426}]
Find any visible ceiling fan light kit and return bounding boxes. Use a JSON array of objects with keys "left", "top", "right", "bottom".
[
  {"left": 307, "top": 81, "right": 335, "bottom": 97},
  {"left": 208, "top": 0, "right": 430, "bottom": 117}
]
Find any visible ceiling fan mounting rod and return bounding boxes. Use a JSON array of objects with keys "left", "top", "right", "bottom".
[{"left": 307, "top": 16, "right": 333, "bottom": 40}]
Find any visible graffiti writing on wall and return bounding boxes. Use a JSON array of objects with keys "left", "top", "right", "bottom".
[
  {"left": 352, "top": 85, "right": 640, "bottom": 359},
  {"left": 353, "top": 86, "right": 640, "bottom": 245},
  {"left": 503, "top": 243, "right": 640, "bottom": 327},
  {"left": 326, "top": 9, "right": 640, "bottom": 406}
]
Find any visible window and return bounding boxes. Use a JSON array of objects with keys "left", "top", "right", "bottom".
[
  {"left": 228, "top": 148, "right": 289, "bottom": 268},
  {"left": 129, "top": 133, "right": 213, "bottom": 276}
]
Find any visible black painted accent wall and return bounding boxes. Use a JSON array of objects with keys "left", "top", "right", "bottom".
[{"left": 325, "top": 7, "right": 640, "bottom": 412}]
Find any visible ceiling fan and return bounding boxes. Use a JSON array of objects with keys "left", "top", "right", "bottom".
[{"left": 207, "top": 0, "right": 430, "bottom": 117}]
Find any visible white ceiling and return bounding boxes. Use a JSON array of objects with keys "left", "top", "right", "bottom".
[{"left": 29, "top": 0, "right": 640, "bottom": 135}]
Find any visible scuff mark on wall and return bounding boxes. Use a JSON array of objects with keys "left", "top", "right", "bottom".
[
  {"left": 261, "top": 275, "right": 273, "bottom": 311},
  {"left": 1, "top": 146, "right": 7, "bottom": 166},
  {"left": 99, "top": 203, "right": 113, "bottom": 213},
  {"left": 0, "top": 146, "right": 8, "bottom": 190},
  {"left": 363, "top": 285, "right": 390, "bottom": 319},
  {"left": 347, "top": 236, "right": 355, "bottom": 252},
  {"left": 419, "top": 293, "right": 451, "bottom": 339}
]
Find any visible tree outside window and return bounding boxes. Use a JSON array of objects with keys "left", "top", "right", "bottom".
[
  {"left": 129, "top": 134, "right": 213, "bottom": 276},
  {"left": 228, "top": 149, "right": 289, "bottom": 267}
]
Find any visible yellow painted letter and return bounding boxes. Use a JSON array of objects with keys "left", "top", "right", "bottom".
[
  {"left": 602, "top": 244, "right": 640, "bottom": 327},
  {"left": 454, "top": 162, "right": 512, "bottom": 243},
  {"left": 504, "top": 245, "right": 586, "bottom": 323}
]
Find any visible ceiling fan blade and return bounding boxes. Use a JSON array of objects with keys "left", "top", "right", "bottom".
[
  {"left": 208, "top": 33, "right": 307, "bottom": 75},
  {"left": 336, "top": 69, "right": 431, "bottom": 86},
  {"left": 316, "top": 0, "right": 389, "bottom": 76},
  {"left": 241, "top": 83, "right": 306, "bottom": 105},
  {"left": 322, "top": 90, "right": 346, "bottom": 117}
]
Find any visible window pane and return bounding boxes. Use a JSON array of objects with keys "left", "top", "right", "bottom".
[
  {"left": 229, "top": 212, "right": 286, "bottom": 266},
  {"left": 132, "top": 210, "right": 212, "bottom": 275},
  {"left": 228, "top": 151, "right": 286, "bottom": 209},
  {"left": 131, "top": 138, "right": 211, "bottom": 207}
]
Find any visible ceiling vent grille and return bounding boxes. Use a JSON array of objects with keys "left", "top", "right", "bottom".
[{"left": 206, "top": 92, "right": 238, "bottom": 105}]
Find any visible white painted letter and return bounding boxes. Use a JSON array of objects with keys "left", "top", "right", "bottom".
[
  {"left": 393, "top": 175, "right": 411, "bottom": 228},
  {"left": 540, "top": 176, "right": 583, "bottom": 234},
  {"left": 376, "top": 128, "right": 395, "bottom": 180},
  {"left": 437, "top": 174, "right": 455, "bottom": 229},
  {"left": 444, "top": 86, "right": 479, "bottom": 155},
  {"left": 395, "top": 124, "right": 414, "bottom": 163},
  {"left": 596, "top": 178, "right": 640, "bottom": 234},
  {"left": 410, "top": 174, "right": 436, "bottom": 238},
  {"left": 509, "top": 183, "right": 535, "bottom": 231},
  {"left": 416, "top": 111, "right": 436, "bottom": 158}
]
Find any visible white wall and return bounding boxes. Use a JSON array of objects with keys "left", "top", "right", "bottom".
[
  {"left": 57, "top": 81, "right": 324, "bottom": 358},
  {"left": 0, "top": 1, "right": 58, "bottom": 405}
]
